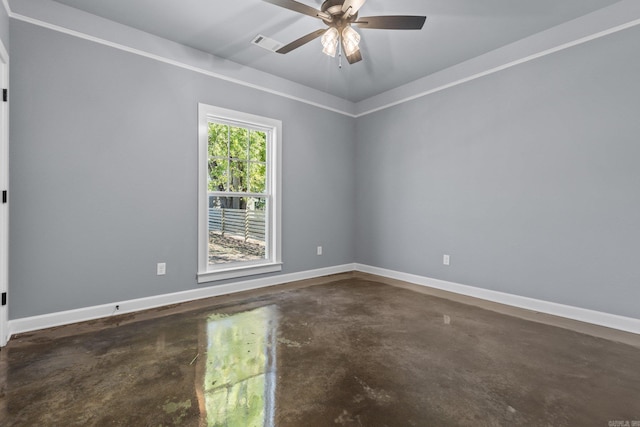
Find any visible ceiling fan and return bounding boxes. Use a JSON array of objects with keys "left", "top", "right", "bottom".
[{"left": 263, "top": 0, "right": 426, "bottom": 65}]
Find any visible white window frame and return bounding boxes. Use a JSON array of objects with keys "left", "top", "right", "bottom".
[
  {"left": 197, "top": 103, "right": 282, "bottom": 283},
  {"left": 0, "top": 41, "right": 8, "bottom": 347}
]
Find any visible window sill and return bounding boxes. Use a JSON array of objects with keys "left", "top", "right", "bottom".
[{"left": 197, "top": 262, "right": 283, "bottom": 284}]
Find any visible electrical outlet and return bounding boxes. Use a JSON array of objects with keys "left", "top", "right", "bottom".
[
  {"left": 443, "top": 254, "right": 450, "bottom": 266},
  {"left": 317, "top": 246, "right": 323, "bottom": 256},
  {"left": 157, "top": 262, "right": 166, "bottom": 275}
]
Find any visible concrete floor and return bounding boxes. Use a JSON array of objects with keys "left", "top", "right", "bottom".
[{"left": 1, "top": 274, "right": 639, "bottom": 426}]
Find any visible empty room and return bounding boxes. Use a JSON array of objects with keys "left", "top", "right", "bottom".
[{"left": 0, "top": 0, "right": 639, "bottom": 425}]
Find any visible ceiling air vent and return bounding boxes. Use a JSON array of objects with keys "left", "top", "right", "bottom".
[{"left": 251, "top": 34, "right": 283, "bottom": 52}]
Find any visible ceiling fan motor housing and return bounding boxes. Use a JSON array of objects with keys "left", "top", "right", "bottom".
[{"left": 321, "top": 0, "right": 358, "bottom": 27}]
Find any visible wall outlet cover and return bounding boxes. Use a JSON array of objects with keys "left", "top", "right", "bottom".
[{"left": 157, "top": 262, "right": 167, "bottom": 275}]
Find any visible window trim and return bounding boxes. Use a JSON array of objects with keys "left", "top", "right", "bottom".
[{"left": 197, "top": 103, "right": 282, "bottom": 283}]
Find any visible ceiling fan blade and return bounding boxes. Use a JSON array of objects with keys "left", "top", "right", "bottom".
[
  {"left": 276, "top": 29, "right": 328, "bottom": 54},
  {"left": 354, "top": 15, "right": 427, "bottom": 30},
  {"left": 263, "top": 0, "right": 331, "bottom": 21},
  {"left": 342, "top": 0, "right": 367, "bottom": 19}
]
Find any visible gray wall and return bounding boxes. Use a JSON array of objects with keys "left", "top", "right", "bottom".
[
  {"left": 9, "top": 13, "right": 640, "bottom": 321},
  {"left": 355, "top": 25, "right": 640, "bottom": 319},
  {"left": 9, "top": 20, "right": 355, "bottom": 319}
]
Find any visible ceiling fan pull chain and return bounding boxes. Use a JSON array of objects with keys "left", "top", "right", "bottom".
[{"left": 338, "top": 42, "right": 343, "bottom": 69}]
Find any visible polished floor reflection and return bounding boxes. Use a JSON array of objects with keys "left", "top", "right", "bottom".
[
  {"left": 1, "top": 275, "right": 639, "bottom": 426},
  {"left": 203, "top": 307, "right": 277, "bottom": 426}
]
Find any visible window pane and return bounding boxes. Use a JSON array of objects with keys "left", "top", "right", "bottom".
[
  {"left": 208, "top": 197, "right": 267, "bottom": 265},
  {"left": 249, "top": 131, "right": 267, "bottom": 162},
  {"left": 229, "top": 160, "right": 248, "bottom": 192},
  {"left": 249, "top": 162, "right": 266, "bottom": 193},
  {"left": 208, "top": 158, "right": 228, "bottom": 192},
  {"left": 208, "top": 126, "right": 264, "bottom": 194},
  {"left": 208, "top": 123, "right": 228, "bottom": 158},
  {"left": 229, "top": 126, "right": 248, "bottom": 160}
]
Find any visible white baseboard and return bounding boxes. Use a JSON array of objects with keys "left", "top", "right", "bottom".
[
  {"left": 8, "top": 263, "right": 356, "bottom": 338},
  {"left": 9, "top": 262, "right": 639, "bottom": 339},
  {"left": 355, "top": 264, "right": 640, "bottom": 335}
]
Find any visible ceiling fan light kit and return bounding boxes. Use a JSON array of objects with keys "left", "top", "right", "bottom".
[
  {"left": 341, "top": 26, "right": 361, "bottom": 57},
  {"left": 321, "top": 27, "right": 339, "bottom": 57},
  {"left": 263, "top": 0, "right": 426, "bottom": 65}
]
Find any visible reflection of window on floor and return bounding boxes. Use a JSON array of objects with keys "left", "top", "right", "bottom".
[{"left": 203, "top": 306, "right": 277, "bottom": 427}]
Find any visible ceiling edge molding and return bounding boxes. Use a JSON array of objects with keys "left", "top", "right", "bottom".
[
  {"left": 7, "top": 0, "right": 357, "bottom": 117},
  {"left": 355, "top": 0, "right": 640, "bottom": 117},
  {"left": 1, "top": 0, "right": 9, "bottom": 16}
]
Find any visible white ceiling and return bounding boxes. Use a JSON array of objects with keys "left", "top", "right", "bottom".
[{"left": 50, "top": 0, "right": 620, "bottom": 102}]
